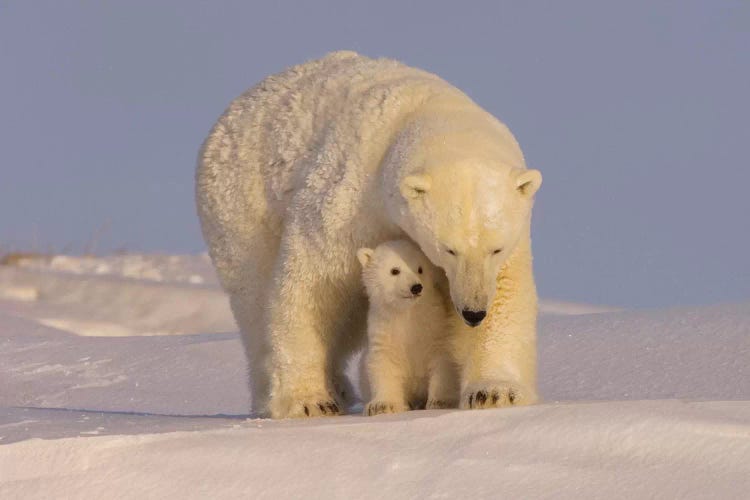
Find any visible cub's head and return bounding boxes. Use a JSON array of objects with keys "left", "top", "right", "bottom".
[
  {"left": 357, "top": 239, "right": 438, "bottom": 309},
  {"left": 392, "top": 163, "right": 541, "bottom": 327}
]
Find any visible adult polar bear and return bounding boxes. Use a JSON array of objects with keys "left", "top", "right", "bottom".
[{"left": 196, "top": 51, "right": 542, "bottom": 418}]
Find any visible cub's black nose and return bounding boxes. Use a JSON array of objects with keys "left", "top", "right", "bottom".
[
  {"left": 410, "top": 283, "right": 423, "bottom": 295},
  {"left": 461, "top": 309, "right": 486, "bottom": 326}
]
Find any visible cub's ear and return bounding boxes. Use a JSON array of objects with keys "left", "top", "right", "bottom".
[
  {"left": 400, "top": 175, "right": 431, "bottom": 199},
  {"left": 356, "top": 248, "right": 375, "bottom": 267},
  {"left": 515, "top": 169, "right": 542, "bottom": 198}
]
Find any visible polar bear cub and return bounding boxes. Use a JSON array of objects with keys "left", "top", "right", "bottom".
[{"left": 357, "top": 239, "right": 459, "bottom": 415}]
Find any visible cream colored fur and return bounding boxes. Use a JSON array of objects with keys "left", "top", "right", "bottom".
[
  {"left": 357, "top": 240, "right": 457, "bottom": 415},
  {"left": 196, "top": 51, "right": 542, "bottom": 418}
]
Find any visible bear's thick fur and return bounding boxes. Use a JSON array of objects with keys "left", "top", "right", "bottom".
[{"left": 196, "top": 51, "right": 542, "bottom": 418}]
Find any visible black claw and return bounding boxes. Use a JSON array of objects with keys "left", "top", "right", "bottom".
[
  {"left": 427, "top": 400, "right": 453, "bottom": 409},
  {"left": 468, "top": 394, "right": 474, "bottom": 408},
  {"left": 491, "top": 391, "right": 500, "bottom": 404},
  {"left": 475, "top": 391, "right": 487, "bottom": 405},
  {"left": 318, "top": 403, "right": 327, "bottom": 414},
  {"left": 304, "top": 405, "right": 310, "bottom": 416},
  {"left": 509, "top": 390, "right": 516, "bottom": 404},
  {"left": 328, "top": 402, "right": 339, "bottom": 413}
]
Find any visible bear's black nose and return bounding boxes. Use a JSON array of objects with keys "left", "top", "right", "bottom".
[
  {"left": 461, "top": 309, "right": 486, "bottom": 326},
  {"left": 410, "top": 283, "right": 423, "bottom": 296}
]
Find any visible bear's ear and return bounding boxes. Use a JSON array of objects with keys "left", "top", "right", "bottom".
[
  {"left": 515, "top": 169, "right": 542, "bottom": 198},
  {"left": 356, "top": 248, "right": 375, "bottom": 267},
  {"left": 400, "top": 175, "right": 431, "bottom": 199}
]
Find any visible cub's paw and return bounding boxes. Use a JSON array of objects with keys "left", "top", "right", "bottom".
[
  {"left": 271, "top": 395, "right": 341, "bottom": 419},
  {"left": 461, "top": 381, "right": 538, "bottom": 410},
  {"left": 364, "top": 400, "right": 408, "bottom": 416},
  {"left": 426, "top": 399, "right": 458, "bottom": 410}
]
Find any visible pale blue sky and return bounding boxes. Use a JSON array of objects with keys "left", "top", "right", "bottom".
[{"left": 1, "top": 1, "right": 748, "bottom": 308}]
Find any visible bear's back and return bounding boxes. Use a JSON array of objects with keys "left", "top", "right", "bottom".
[{"left": 214, "top": 51, "right": 469, "bottom": 180}]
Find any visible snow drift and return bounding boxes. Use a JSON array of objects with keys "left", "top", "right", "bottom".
[{"left": 0, "top": 254, "right": 748, "bottom": 499}]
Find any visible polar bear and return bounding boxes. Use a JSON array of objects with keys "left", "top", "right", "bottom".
[
  {"left": 196, "top": 51, "right": 542, "bottom": 418},
  {"left": 357, "top": 239, "right": 457, "bottom": 415}
]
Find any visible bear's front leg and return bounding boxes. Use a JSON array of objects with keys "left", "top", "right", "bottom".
[
  {"left": 363, "top": 343, "right": 409, "bottom": 416},
  {"left": 458, "top": 239, "right": 539, "bottom": 410},
  {"left": 265, "top": 253, "right": 345, "bottom": 419},
  {"left": 459, "top": 332, "right": 539, "bottom": 410},
  {"left": 426, "top": 354, "right": 459, "bottom": 409}
]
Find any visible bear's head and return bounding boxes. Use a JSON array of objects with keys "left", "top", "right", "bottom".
[
  {"left": 383, "top": 121, "right": 542, "bottom": 327},
  {"left": 357, "top": 239, "right": 440, "bottom": 310}
]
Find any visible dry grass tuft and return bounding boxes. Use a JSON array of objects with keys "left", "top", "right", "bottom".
[{"left": 0, "top": 252, "right": 53, "bottom": 267}]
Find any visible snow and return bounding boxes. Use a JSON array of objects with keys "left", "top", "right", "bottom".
[
  {"left": 0, "top": 262, "right": 236, "bottom": 337},
  {"left": 9, "top": 253, "right": 218, "bottom": 285},
  {"left": 3, "top": 401, "right": 749, "bottom": 499},
  {"left": 0, "top": 254, "right": 748, "bottom": 499}
]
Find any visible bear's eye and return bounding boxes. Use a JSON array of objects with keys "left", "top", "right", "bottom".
[
  {"left": 492, "top": 248, "right": 503, "bottom": 255},
  {"left": 391, "top": 268, "right": 400, "bottom": 275},
  {"left": 418, "top": 266, "right": 423, "bottom": 274},
  {"left": 446, "top": 249, "right": 457, "bottom": 256}
]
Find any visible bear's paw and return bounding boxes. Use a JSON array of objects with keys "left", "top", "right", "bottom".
[
  {"left": 364, "top": 400, "right": 408, "bottom": 416},
  {"left": 461, "top": 381, "right": 538, "bottom": 410},
  {"left": 271, "top": 394, "right": 342, "bottom": 419},
  {"left": 426, "top": 399, "right": 458, "bottom": 410}
]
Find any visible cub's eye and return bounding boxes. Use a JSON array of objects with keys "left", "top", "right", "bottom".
[
  {"left": 390, "top": 268, "right": 400, "bottom": 275},
  {"left": 446, "top": 249, "right": 457, "bottom": 256},
  {"left": 418, "top": 266, "right": 423, "bottom": 274},
  {"left": 492, "top": 248, "right": 503, "bottom": 255}
]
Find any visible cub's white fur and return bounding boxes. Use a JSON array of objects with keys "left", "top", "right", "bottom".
[
  {"left": 196, "top": 51, "right": 542, "bottom": 418},
  {"left": 357, "top": 240, "right": 457, "bottom": 415}
]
